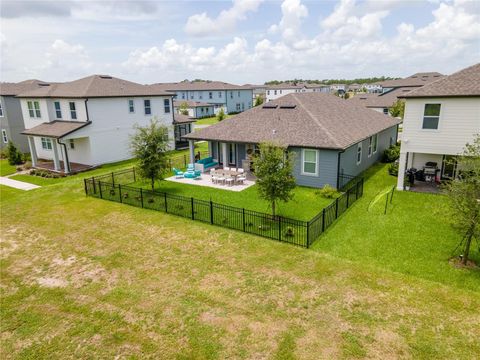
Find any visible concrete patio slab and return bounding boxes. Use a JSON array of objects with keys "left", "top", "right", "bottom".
[
  {"left": 165, "top": 174, "right": 255, "bottom": 192},
  {"left": 0, "top": 177, "right": 40, "bottom": 191}
]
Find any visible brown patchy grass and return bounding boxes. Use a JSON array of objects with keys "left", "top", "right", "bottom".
[{"left": 1, "top": 179, "right": 480, "bottom": 359}]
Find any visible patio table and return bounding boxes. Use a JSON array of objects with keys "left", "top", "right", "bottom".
[{"left": 211, "top": 169, "right": 241, "bottom": 184}]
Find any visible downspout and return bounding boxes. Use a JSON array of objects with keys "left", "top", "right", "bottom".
[
  {"left": 84, "top": 99, "right": 90, "bottom": 122},
  {"left": 57, "top": 138, "right": 70, "bottom": 174},
  {"left": 336, "top": 149, "right": 345, "bottom": 189}
]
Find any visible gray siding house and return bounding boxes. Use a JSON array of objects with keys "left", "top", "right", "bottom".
[
  {"left": 184, "top": 93, "right": 400, "bottom": 189},
  {"left": 0, "top": 80, "right": 48, "bottom": 152}
]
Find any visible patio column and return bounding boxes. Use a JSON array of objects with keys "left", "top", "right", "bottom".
[
  {"left": 60, "top": 142, "right": 71, "bottom": 174},
  {"left": 188, "top": 140, "right": 195, "bottom": 164},
  {"left": 52, "top": 138, "right": 61, "bottom": 171},
  {"left": 27, "top": 136, "right": 38, "bottom": 167},
  {"left": 222, "top": 142, "right": 228, "bottom": 167},
  {"left": 397, "top": 152, "right": 407, "bottom": 190}
]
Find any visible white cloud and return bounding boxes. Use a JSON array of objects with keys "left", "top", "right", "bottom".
[
  {"left": 41, "top": 39, "right": 93, "bottom": 77},
  {"left": 268, "top": 0, "right": 308, "bottom": 46},
  {"left": 184, "top": 0, "right": 263, "bottom": 37}
]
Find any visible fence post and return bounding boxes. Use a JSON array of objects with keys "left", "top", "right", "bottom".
[
  {"left": 390, "top": 186, "right": 394, "bottom": 204},
  {"left": 322, "top": 208, "right": 326, "bottom": 232},
  {"left": 346, "top": 189, "right": 350, "bottom": 208},
  {"left": 278, "top": 216, "right": 282, "bottom": 241},
  {"left": 164, "top": 193, "right": 168, "bottom": 212},
  {"left": 133, "top": 167, "right": 136, "bottom": 182},
  {"left": 191, "top": 197, "right": 194, "bottom": 220},
  {"left": 306, "top": 221, "right": 310, "bottom": 248},
  {"left": 92, "top": 177, "right": 96, "bottom": 194},
  {"left": 112, "top": 172, "right": 115, "bottom": 186},
  {"left": 242, "top": 208, "right": 246, "bottom": 232},
  {"left": 335, "top": 197, "right": 339, "bottom": 219},
  {"left": 184, "top": 154, "right": 187, "bottom": 167},
  {"left": 356, "top": 180, "right": 359, "bottom": 200},
  {"left": 118, "top": 184, "right": 123, "bottom": 203},
  {"left": 140, "top": 188, "right": 144, "bottom": 208},
  {"left": 99, "top": 181, "right": 103, "bottom": 199},
  {"left": 210, "top": 201, "right": 214, "bottom": 224},
  {"left": 384, "top": 191, "right": 389, "bottom": 215},
  {"left": 84, "top": 178, "right": 87, "bottom": 195}
]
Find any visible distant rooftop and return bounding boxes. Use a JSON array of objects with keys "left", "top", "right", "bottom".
[
  {"left": 151, "top": 80, "right": 246, "bottom": 91},
  {"left": 0, "top": 79, "right": 54, "bottom": 96},
  {"left": 379, "top": 72, "right": 444, "bottom": 88}
]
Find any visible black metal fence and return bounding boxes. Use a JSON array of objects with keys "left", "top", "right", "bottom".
[
  {"left": 168, "top": 151, "right": 209, "bottom": 170},
  {"left": 84, "top": 168, "right": 363, "bottom": 248}
]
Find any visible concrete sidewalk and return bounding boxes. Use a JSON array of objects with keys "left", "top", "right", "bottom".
[{"left": 0, "top": 177, "right": 40, "bottom": 191}]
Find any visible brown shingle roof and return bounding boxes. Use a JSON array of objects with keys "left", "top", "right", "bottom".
[
  {"left": 0, "top": 79, "right": 53, "bottom": 96},
  {"left": 173, "top": 114, "right": 196, "bottom": 124},
  {"left": 21, "top": 120, "right": 91, "bottom": 138},
  {"left": 184, "top": 93, "right": 400, "bottom": 150},
  {"left": 151, "top": 81, "right": 245, "bottom": 91},
  {"left": 401, "top": 63, "right": 480, "bottom": 98},
  {"left": 17, "top": 75, "right": 173, "bottom": 98},
  {"left": 348, "top": 87, "right": 413, "bottom": 108},
  {"left": 379, "top": 72, "right": 444, "bottom": 88}
]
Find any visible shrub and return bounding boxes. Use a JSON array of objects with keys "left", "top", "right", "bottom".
[
  {"left": 217, "top": 108, "right": 226, "bottom": 121},
  {"left": 388, "top": 162, "right": 399, "bottom": 176},
  {"left": 315, "top": 184, "right": 339, "bottom": 199},
  {"left": 383, "top": 144, "right": 400, "bottom": 163},
  {"left": 6, "top": 141, "right": 23, "bottom": 165}
]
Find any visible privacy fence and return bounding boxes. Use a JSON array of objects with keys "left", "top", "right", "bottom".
[{"left": 84, "top": 169, "right": 363, "bottom": 248}]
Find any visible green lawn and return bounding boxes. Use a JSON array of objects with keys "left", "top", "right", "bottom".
[
  {"left": 0, "top": 159, "right": 18, "bottom": 177},
  {"left": 1, "top": 161, "right": 479, "bottom": 358},
  {"left": 195, "top": 114, "right": 233, "bottom": 126},
  {"left": 314, "top": 164, "right": 480, "bottom": 291},
  {"left": 131, "top": 178, "right": 334, "bottom": 221}
]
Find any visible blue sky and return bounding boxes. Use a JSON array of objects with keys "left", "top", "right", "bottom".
[{"left": 1, "top": 0, "right": 479, "bottom": 84}]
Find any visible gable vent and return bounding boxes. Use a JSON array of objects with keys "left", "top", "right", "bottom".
[
  {"left": 38, "top": 83, "right": 50, "bottom": 87},
  {"left": 99, "top": 75, "right": 112, "bottom": 79},
  {"left": 262, "top": 104, "right": 278, "bottom": 109},
  {"left": 279, "top": 104, "right": 296, "bottom": 109}
]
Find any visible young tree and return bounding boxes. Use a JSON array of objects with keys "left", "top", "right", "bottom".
[
  {"left": 130, "top": 119, "right": 170, "bottom": 190},
  {"left": 444, "top": 135, "right": 480, "bottom": 266},
  {"left": 179, "top": 102, "right": 189, "bottom": 115},
  {"left": 389, "top": 99, "right": 405, "bottom": 119},
  {"left": 217, "top": 108, "right": 226, "bottom": 121},
  {"left": 253, "top": 142, "right": 296, "bottom": 217},
  {"left": 6, "top": 141, "right": 23, "bottom": 165},
  {"left": 254, "top": 96, "right": 264, "bottom": 106}
]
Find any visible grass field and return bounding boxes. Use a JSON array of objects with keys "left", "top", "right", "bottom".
[
  {"left": 0, "top": 159, "right": 18, "bottom": 177},
  {"left": 1, "top": 162, "right": 479, "bottom": 358},
  {"left": 195, "top": 114, "right": 233, "bottom": 126}
]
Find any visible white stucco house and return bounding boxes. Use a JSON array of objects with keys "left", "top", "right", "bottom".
[
  {"left": 265, "top": 83, "right": 329, "bottom": 101},
  {"left": 396, "top": 63, "right": 480, "bottom": 190},
  {"left": 18, "top": 75, "right": 192, "bottom": 173}
]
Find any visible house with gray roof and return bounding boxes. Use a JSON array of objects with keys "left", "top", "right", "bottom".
[
  {"left": 151, "top": 80, "right": 253, "bottom": 115},
  {"left": 17, "top": 74, "right": 190, "bottom": 173},
  {"left": 0, "top": 80, "right": 53, "bottom": 152},
  {"left": 173, "top": 100, "right": 215, "bottom": 119},
  {"left": 184, "top": 93, "right": 400, "bottom": 189},
  {"left": 396, "top": 63, "right": 480, "bottom": 191}
]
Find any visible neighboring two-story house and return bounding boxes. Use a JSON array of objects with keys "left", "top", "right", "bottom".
[
  {"left": 173, "top": 100, "right": 214, "bottom": 119},
  {"left": 18, "top": 75, "right": 178, "bottom": 173},
  {"left": 151, "top": 81, "right": 253, "bottom": 115},
  {"left": 0, "top": 80, "right": 51, "bottom": 152},
  {"left": 265, "top": 83, "right": 330, "bottom": 102},
  {"left": 396, "top": 63, "right": 480, "bottom": 190}
]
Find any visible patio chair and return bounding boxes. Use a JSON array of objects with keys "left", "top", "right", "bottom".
[
  {"left": 216, "top": 175, "right": 226, "bottom": 185},
  {"left": 224, "top": 166, "right": 230, "bottom": 171},
  {"left": 236, "top": 174, "right": 246, "bottom": 185},
  {"left": 238, "top": 168, "right": 244, "bottom": 174},
  {"left": 225, "top": 176, "right": 234, "bottom": 186},
  {"left": 173, "top": 168, "right": 184, "bottom": 179}
]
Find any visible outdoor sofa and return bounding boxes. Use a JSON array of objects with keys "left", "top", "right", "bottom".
[{"left": 194, "top": 157, "right": 218, "bottom": 173}]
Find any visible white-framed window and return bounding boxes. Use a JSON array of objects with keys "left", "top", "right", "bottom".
[
  {"left": 356, "top": 143, "right": 362, "bottom": 165},
  {"left": 267, "top": 90, "right": 270, "bottom": 95},
  {"left": 128, "top": 99, "right": 135, "bottom": 113},
  {"left": 218, "top": 91, "right": 222, "bottom": 98},
  {"left": 373, "top": 134, "right": 378, "bottom": 153},
  {"left": 422, "top": 104, "right": 441, "bottom": 129},
  {"left": 198, "top": 91, "right": 202, "bottom": 99},
  {"left": 54, "top": 101, "right": 62, "bottom": 118},
  {"left": 181, "top": 92, "right": 185, "bottom": 99},
  {"left": 0, "top": 102, "right": 3, "bottom": 117},
  {"left": 230, "top": 91, "right": 233, "bottom": 99},
  {"left": 164, "top": 99, "right": 170, "bottom": 113},
  {"left": 274, "top": 90, "right": 277, "bottom": 95},
  {"left": 69, "top": 102, "right": 77, "bottom": 119},
  {"left": 209, "top": 92, "right": 212, "bottom": 99},
  {"left": 1, "top": 129, "right": 8, "bottom": 143},
  {"left": 27, "top": 101, "right": 41, "bottom": 118},
  {"left": 236, "top": 103, "right": 241, "bottom": 111},
  {"left": 302, "top": 149, "right": 318, "bottom": 176},
  {"left": 383, "top": 108, "right": 389, "bottom": 115},
  {"left": 280, "top": 90, "right": 282, "bottom": 94},
  {"left": 69, "top": 139, "right": 75, "bottom": 149},
  {"left": 368, "top": 137, "right": 373, "bottom": 157},
  {"left": 144, "top": 99, "right": 151, "bottom": 115},
  {"left": 238, "top": 91, "right": 240, "bottom": 97},
  {"left": 41, "top": 137, "right": 52, "bottom": 150}
]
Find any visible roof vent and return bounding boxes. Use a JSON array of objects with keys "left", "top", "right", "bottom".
[
  {"left": 360, "top": 97, "right": 367, "bottom": 100},
  {"left": 38, "top": 83, "right": 50, "bottom": 87},
  {"left": 279, "top": 104, "right": 296, "bottom": 109},
  {"left": 272, "top": 129, "right": 277, "bottom": 135},
  {"left": 99, "top": 75, "right": 112, "bottom": 79},
  {"left": 411, "top": 75, "right": 418, "bottom": 78},
  {"left": 262, "top": 104, "right": 278, "bottom": 109}
]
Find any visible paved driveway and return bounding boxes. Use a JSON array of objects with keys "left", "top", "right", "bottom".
[{"left": 0, "top": 177, "right": 40, "bottom": 190}]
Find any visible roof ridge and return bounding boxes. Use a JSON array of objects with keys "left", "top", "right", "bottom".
[
  {"left": 291, "top": 93, "right": 342, "bottom": 148},
  {"left": 83, "top": 75, "right": 99, "bottom": 97}
]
